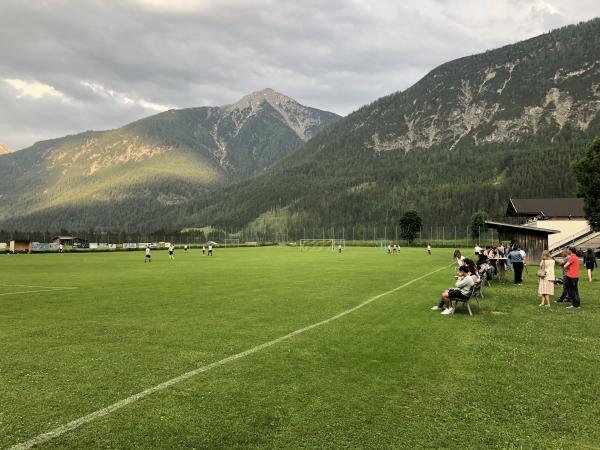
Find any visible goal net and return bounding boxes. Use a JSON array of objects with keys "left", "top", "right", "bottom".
[
  {"left": 224, "top": 239, "right": 240, "bottom": 248},
  {"left": 300, "top": 239, "right": 345, "bottom": 251},
  {"left": 375, "top": 239, "right": 388, "bottom": 249}
]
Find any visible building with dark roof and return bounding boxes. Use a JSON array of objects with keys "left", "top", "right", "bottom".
[{"left": 506, "top": 198, "right": 584, "bottom": 219}]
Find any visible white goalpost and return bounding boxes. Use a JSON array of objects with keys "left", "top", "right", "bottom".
[
  {"left": 299, "top": 239, "right": 345, "bottom": 251},
  {"left": 224, "top": 239, "right": 240, "bottom": 248}
]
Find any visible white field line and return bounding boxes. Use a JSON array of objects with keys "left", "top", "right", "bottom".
[
  {"left": 0, "top": 288, "right": 79, "bottom": 297},
  {"left": 3, "top": 284, "right": 78, "bottom": 289},
  {"left": 7, "top": 264, "right": 451, "bottom": 450}
]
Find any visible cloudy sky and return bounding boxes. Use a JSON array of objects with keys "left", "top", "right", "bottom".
[{"left": 1, "top": 0, "right": 599, "bottom": 150}]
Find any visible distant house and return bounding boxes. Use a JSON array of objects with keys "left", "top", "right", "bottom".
[
  {"left": 506, "top": 198, "right": 599, "bottom": 252},
  {"left": 9, "top": 240, "right": 32, "bottom": 254},
  {"left": 51, "top": 236, "right": 89, "bottom": 247}
]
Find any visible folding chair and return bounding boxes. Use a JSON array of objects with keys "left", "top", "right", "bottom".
[{"left": 452, "top": 284, "right": 480, "bottom": 316}]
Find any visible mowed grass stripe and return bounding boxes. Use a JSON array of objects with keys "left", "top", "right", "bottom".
[{"left": 7, "top": 263, "right": 451, "bottom": 450}]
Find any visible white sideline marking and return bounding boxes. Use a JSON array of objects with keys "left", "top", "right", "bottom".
[
  {"left": 4, "top": 284, "right": 78, "bottom": 289},
  {"left": 0, "top": 287, "right": 78, "bottom": 297},
  {"left": 8, "top": 264, "right": 451, "bottom": 450}
]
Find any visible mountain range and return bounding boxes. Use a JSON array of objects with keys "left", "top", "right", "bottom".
[
  {"left": 0, "top": 144, "right": 13, "bottom": 155},
  {"left": 0, "top": 89, "right": 339, "bottom": 230},
  {"left": 1, "top": 19, "right": 599, "bottom": 234},
  {"left": 165, "top": 18, "right": 600, "bottom": 234}
]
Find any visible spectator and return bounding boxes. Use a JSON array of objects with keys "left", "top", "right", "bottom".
[
  {"left": 557, "top": 249, "right": 571, "bottom": 302},
  {"left": 563, "top": 246, "right": 581, "bottom": 309},
  {"left": 497, "top": 246, "right": 507, "bottom": 282},
  {"left": 506, "top": 242, "right": 514, "bottom": 272},
  {"left": 463, "top": 258, "right": 480, "bottom": 280},
  {"left": 507, "top": 244, "right": 525, "bottom": 285},
  {"left": 431, "top": 261, "right": 477, "bottom": 311},
  {"left": 453, "top": 249, "right": 465, "bottom": 268},
  {"left": 474, "top": 244, "right": 482, "bottom": 256},
  {"left": 438, "top": 266, "right": 475, "bottom": 315},
  {"left": 537, "top": 250, "right": 555, "bottom": 307},
  {"left": 584, "top": 248, "right": 597, "bottom": 282}
]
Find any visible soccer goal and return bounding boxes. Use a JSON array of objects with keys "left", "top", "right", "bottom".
[
  {"left": 224, "top": 239, "right": 240, "bottom": 248},
  {"left": 375, "top": 239, "right": 388, "bottom": 249},
  {"left": 300, "top": 239, "right": 345, "bottom": 251}
]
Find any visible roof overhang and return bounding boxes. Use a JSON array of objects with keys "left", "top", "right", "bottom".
[{"left": 485, "top": 221, "right": 560, "bottom": 235}]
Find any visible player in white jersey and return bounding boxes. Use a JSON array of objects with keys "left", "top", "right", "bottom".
[{"left": 145, "top": 245, "right": 151, "bottom": 263}]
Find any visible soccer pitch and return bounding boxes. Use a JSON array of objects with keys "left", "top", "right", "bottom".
[{"left": 1, "top": 247, "right": 599, "bottom": 449}]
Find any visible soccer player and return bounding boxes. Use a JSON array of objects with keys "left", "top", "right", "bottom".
[
  {"left": 338, "top": 244, "right": 342, "bottom": 254},
  {"left": 202, "top": 245, "right": 206, "bottom": 255},
  {"left": 393, "top": 244, "right": 397, "bottom": 253},
  {"left": 208, "top": 244, "right": 213, "bottom": 256},
  {"left": 145, "top": 245, "right": 151, "bottom": 263},
  {"left": 168, "top": 243, "right": 175, "bottom": 260},
  {"left": 387, "top": 244, "right": 391, "bottom": 254},
  {"left": 184, "top": 244, "right": 188, "bottom": 254},
  {"left": 427, "top": 244, "right": 432, "bottom": 255},
  {"left": 58, "top": 243, "right": 63, "bottom": 253}
]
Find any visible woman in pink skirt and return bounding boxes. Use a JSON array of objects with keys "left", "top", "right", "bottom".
[{"left": 538, "top": 250, "right": 556, "bottom": 307}]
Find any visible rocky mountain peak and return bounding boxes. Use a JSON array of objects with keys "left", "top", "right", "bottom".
[
  {"left": 226, "top": 88, "right": 294, "bottom": 111},
  {"left": 0, "top": 144, "right": 14, "bottom": 154},
  {"left": 222, "top": 88, "right": 335, "bottom": 141}
]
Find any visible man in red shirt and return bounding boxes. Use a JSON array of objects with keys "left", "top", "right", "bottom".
[{"left": 563, "top": 246, "right": 581, "bottom": 309}]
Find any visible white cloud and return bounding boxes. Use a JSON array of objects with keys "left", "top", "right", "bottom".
[
  {"left": 0, "top": 0, "right": 599, "bottom": 149},
  {"left": 3, "top": 78, "right": 66, "bottom": 99},
  {"left": 80, "top": 80, "right": 171, "bottom": 112}
]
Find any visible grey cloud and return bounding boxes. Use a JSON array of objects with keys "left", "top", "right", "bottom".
[{"left": 1, "top": 0, "right": 599, "bottom": 149}]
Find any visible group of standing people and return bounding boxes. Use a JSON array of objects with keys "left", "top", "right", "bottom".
[
  {"left": 386, "top": 243, "right": 401, "bottom": 254},
  {"left": 538, "top": 246, "right": 597, "bottom": 309},
  {"left": 458, "top": 242, "right": 596, "bottom": 310},
  {"left": 472, "top": 243, "right": 526, "bottom": 285},
  {"left": 144, "top": 243, "right": 214, "bottom": 262}
]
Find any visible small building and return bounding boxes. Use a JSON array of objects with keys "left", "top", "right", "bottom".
[
  {"left": 51, "top": 236, "right": 89, "bottom": 247},
  {"left": 9, "top": 240, "right": 32, "bottom": 254},
  {"left": 485, "top": 221, "right": 559, "bottom": 264},
  {"left": 506, "top": 198, "right": 598, "bottom": 251}
]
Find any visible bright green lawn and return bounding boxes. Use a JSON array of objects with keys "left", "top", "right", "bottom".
[{"left": 0, "top": 247, "right": 598, "bottom": 449}]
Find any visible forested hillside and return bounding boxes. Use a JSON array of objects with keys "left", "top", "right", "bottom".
[
  {"left": 169, "top": 19, "right": 600, "bottom": 234},
  {"left": 0, "top": 89, "right": 339, "bottom": 230}
]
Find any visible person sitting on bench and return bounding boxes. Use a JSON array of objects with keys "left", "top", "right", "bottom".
[{"left": 432, "top": 266, "right": 475, "bottom": 314}]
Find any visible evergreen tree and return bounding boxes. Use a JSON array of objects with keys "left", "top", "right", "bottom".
[{"left": 573, "top": 137, "right": 600, "bottom": 231}]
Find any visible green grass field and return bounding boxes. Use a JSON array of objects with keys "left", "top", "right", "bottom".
[{"left": 1, "top": 247, "right": 599, "bottom": 449}]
